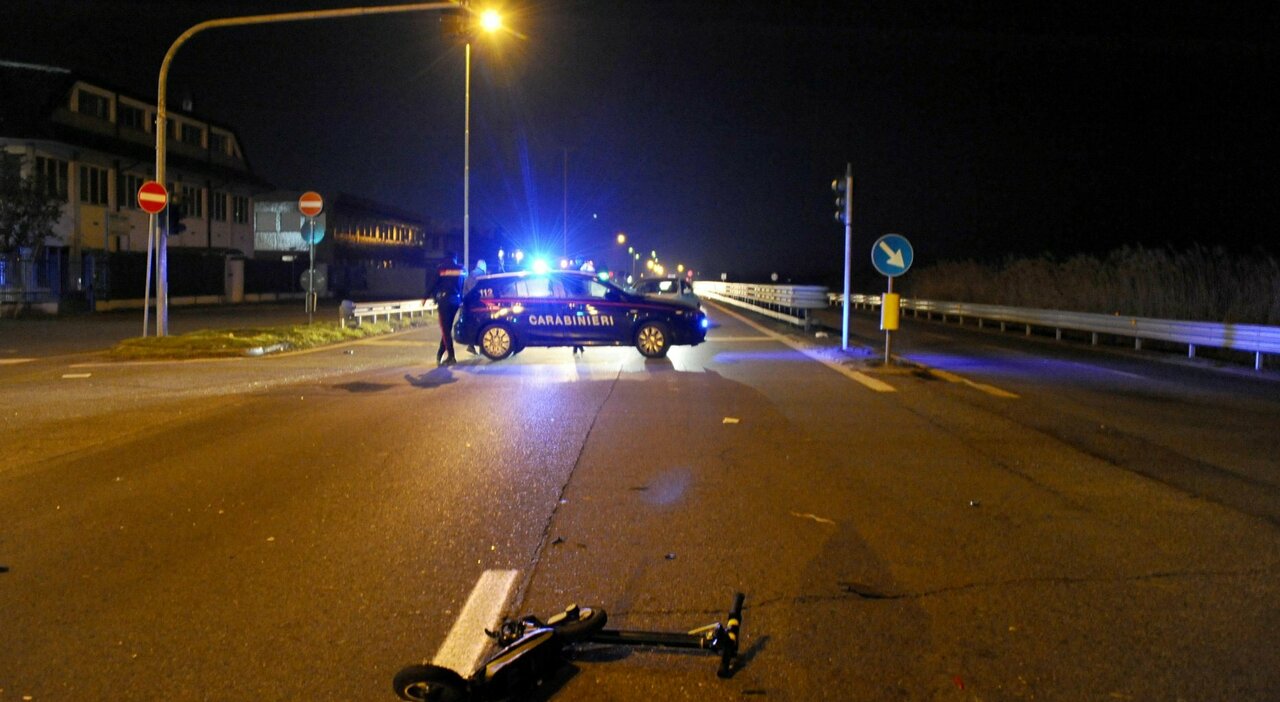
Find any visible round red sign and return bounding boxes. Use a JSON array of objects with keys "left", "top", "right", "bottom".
[
  {"left": 136, "top": 181, "right": 168, "bottom": 214},
  {"left": 298, "top": 191, "right": 324, "bottom": 217}
]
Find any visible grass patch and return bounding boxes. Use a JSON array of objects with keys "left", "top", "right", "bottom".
[{"left": 110, "top": 318, "right": 429, "bottom": 360}]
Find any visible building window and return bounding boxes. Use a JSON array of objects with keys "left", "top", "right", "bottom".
[
  {"left": 35, "top": 156, "right": 69, "bottom": 201},
  {"left": 209, "top": 132, "right": 228, "bottom": 155},
  {"left": 79, "top": 165, "right": 110, "bottom": 205},
  {"left": 211, "top": 191, "right": 227, "bottom": 222},
  {"left": 179, "top": 123, "right": 203, "bottom": 146},
  {"left": 180, "top": 184, "right": 203, "bottom": 218},
  {"left": 76, "top": 89, "right": 110, "bottom": 120},
  {"left": 118, "top": 172, "right": 146, "bottom": 208},
  {"left": 119, "top": 103, "right": 146, "bottom": 131},
  {"left": 232, "top": 195, "right": 250, "bottom": 224}
]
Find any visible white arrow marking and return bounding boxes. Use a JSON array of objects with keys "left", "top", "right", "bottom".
[{"left": 878, "top": 240, "right": 905, "bottom": 268}]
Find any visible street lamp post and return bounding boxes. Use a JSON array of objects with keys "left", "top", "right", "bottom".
[
  {"left": 463, "top": 8, "right": 502, "bottom": 272},
  {"left": 151, "top": 1, "right": 461, "bottom": 335},
  {"left": 464, "top": 39, "right": 471, "bottom": 271}
]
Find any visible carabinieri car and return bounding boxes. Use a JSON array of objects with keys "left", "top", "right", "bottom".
[{"left": 454, "top": 270, "right": 708, "bottom": 360}]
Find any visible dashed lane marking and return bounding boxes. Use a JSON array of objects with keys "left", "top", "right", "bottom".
[
  {"left": 61, "top": 373, "right": 93, "bottom": 379},
  {"left": 706, "top": 302, "right": 895, "bottom": 393},
  {"left": 0, "top": 359, "right": 35, "bottom": 365},
  {"left": 432, "top": 569, "right": 519, "bottom": 676},
  {"left": 929, "top": 369, "right": 1019, "bottom": 399},
  {"left": 706, "top": 335, "right": 775, "bottom": 342}
]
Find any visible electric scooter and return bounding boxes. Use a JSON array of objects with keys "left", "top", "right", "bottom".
[{"left": 393, "top": 592, "right": 745, "bottom": 701}]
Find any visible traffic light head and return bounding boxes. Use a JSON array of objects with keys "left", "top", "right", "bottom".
[{"left": 832, "top": 176, "right": 851, "bottom": 224}]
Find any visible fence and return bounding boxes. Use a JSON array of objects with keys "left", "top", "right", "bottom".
[
  {"left": 829, "top": 292, "right": 1278, "bottom": 371},
  {"left": 693, "top": 281, "right": 829, "bottom": 328}
]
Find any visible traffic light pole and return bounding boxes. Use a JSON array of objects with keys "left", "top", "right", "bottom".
[
  {"left": 837, "top": 163, "right": 854, "bottom": 351},
  {"left": 152, "top": 1, "right": 463, "bottom": 335}
]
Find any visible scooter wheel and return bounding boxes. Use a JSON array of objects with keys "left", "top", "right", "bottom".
[
  {"left": 393, "top": 664, "right": 468, "bottom": 701},
  {"left": 546, "top": 605, "right": 608, "bottom": 642}
]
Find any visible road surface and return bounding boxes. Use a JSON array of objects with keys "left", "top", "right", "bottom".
[{"left": 2, "top": 301, "right": 1277, "bottom": 700}]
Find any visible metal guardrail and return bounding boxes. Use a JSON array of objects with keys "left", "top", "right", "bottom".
[
  {"left": 827, "top": 292, "right": 1278, "bottom": 370},
  {"left": 694, "top": 281, "right": 829, "bottom": 328},
  {"left": 340, "top": 298, "right": 436, "bottom": 328}
]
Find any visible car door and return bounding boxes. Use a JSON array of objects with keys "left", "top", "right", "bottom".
[
  {"left": 556, "top": 275, "right": 619, "bottom": 345},
  {"left": 512, "top": 274, "right": 560, "bottom": 346}
]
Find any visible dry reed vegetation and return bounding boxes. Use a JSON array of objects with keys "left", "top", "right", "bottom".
[{"left": 905, "top": 246, "right": 1280, "bottom": 324}]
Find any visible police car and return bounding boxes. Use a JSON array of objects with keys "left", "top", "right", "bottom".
[{"left": 454, "top": 270, "right": 708, "bottom": 360}]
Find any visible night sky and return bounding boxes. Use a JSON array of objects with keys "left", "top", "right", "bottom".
[{"left": 3, "top": 1, "right": 1276, "bottom": 284}]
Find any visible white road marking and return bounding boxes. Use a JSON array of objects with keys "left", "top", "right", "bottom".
[
  {"left": 929, "top": 369, "right": 1019, "bottom": 399},
  {"left": 61, "top": 373, "right": 92, "bottom": 379},
  {"left": 706, "top": 303, "right": 895, "bottom": 392},
  {"left": 432, "top": 569, "right": 519, "bottom": 675},
  {"left": 706, "top": 335, "right": 774, "bottom": 342},
  {"left": 0, "top": 358, "right": 34, "bottom": 365}
]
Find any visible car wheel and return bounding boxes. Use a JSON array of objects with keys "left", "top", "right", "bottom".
[
  {"left": 479, "top": 323, "right": 514, "bottom": 361},
  {"left": 392, "top": 664, "right": 467, "bottom": 701},
  {"left": 635, "top": 321, "right": 670, "bottom": 358}
]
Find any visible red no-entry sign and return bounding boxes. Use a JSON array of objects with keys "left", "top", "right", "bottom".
[
  {"left": 298, "top": 191, "right": 323, "bottom": 217},
  {"left": 137, "top": 181, "right": 168, "bottom": 214}
]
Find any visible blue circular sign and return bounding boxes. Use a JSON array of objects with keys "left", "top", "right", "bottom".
[
  {"left": 300, "top": 218, "right": 325, "bottom": 245},
  {"left": 871, "top": 234, "right": 913, "bottom": 277}
]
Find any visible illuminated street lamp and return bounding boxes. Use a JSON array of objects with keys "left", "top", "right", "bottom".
[
  {"left": 616, "top": 232, "right": 627, "bottom": 245},
  {"left": 513, "top": 248, "right": 524, "bottom": 267}
]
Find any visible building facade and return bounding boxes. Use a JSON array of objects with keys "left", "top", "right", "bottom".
[
  {"left": 0, "top": 60, "right": 268, "bottom": 301},
  {"left": 254, "top": 191, "right": 464, "bottom": 299}
]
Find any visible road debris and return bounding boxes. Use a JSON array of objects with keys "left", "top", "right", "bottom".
[{"left": 790, "top": 511, "right": 836, "bottom": 525}]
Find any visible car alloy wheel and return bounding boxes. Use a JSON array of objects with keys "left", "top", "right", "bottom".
[
  {"left": 636, "top": 322, "right": 670, "bottom": 358},
  {"left": 480, "top": 324, "right": 514, "bottom": 360}
]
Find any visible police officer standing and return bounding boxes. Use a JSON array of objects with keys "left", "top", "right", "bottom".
[
  {"left": 463, "top": 259, "right": 487, "bottom": 355},
  {"left": 429, "top": 253, "right": 466, "bottom": 366}
]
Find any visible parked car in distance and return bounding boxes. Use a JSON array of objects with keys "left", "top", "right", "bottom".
[{"left": 630, "top": 277, "right": 701, "bottom": 309}]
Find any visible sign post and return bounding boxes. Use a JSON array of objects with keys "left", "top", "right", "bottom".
[
  {"left": 298, "top": 192, "right": 324, "bottom": 323},
  {"left": 136, "top": 181, "right": 168, "bottom": 336},
  {"left": 870, "top": 233, "right": 914, "bottom": 364}
]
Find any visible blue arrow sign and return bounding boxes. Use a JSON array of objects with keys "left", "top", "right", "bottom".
[
  {"left": 871, "top": 233, "right": 913, "bottom": 277},
  {"left": 300, "top": 217, "right": 325, "bottom": 245}
]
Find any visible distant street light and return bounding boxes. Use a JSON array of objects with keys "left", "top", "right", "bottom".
[{"left": 616, "top": 232, "right": 627, "bottom": 245}]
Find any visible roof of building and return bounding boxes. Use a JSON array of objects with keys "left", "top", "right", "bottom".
[{"left": 0, "top": 60, "right": 273, "bottom": 190}]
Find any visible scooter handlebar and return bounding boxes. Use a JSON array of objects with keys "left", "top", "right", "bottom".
[{"left": 717, "top": 592, "right": 745, "bottom": 678}]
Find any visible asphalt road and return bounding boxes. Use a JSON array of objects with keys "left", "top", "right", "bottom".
[{"left": 2, "top": 302, "right": 1278, "bottom": 700}]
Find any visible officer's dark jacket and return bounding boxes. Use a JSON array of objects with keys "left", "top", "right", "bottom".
[{"left": 430, "top": 263, "right": 466, "bottom": 302}]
